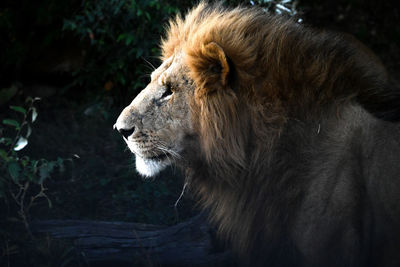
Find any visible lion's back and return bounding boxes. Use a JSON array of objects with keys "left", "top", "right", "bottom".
[{"left": 291, "top": 106, "right": 400, "bottom": 266}]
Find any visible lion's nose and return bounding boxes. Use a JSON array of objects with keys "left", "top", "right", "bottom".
[{"left": 114, "top": 123, "right": 135, "bottom": 139}]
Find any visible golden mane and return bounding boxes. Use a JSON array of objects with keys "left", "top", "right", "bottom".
[{"left": 161, "top": 1, "right": 387, "bottom": 105}]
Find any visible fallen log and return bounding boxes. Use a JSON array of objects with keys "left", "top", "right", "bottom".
[{"left": 31, "top": 214, "right": 232, "bottom": 266}]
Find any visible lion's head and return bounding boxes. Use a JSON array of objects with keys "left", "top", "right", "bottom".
[
  {"left": 114, "top": 2, "right": 288, "bottom": 179},
  {"left": 114, "top": 52, "right": 197, "bottom": 177}
]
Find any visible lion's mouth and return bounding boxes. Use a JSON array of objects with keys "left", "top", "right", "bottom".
[
  {"left": 145, "top": 153, "right": 168, "bottom": 161},
  {"left": 125, "top": 141, "right": 175, "bottom": 177},
  {"left": 125, "top": 141, "right": 171, "bottom": 161}
]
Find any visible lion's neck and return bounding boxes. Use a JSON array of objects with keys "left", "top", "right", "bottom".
[{"left": 188, "top": 127, "right": 309, "bottom": 256}]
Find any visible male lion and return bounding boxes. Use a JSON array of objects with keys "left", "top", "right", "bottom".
[{"left": 115, "top": 2, "right": 400, "bottom": 266}]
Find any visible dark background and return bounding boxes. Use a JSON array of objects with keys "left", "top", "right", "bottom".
[{"left": 0, "top": 0, "right": 399, "bottom": 266}]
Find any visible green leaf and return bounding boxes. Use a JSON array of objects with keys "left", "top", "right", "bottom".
[
  {"left": 2, "top": 119, "right": 20, "bottom": 128},
  {"left": 100, "top": 177, "right": 110, "bottom": 186},
  {"left": 57, "top": 157, "right": 65, "bottom": 173},
  {"left": 39, "top": 163, "right": 49, "bottom": 184},
  {"left": 26, "top": 125, "right": 32, "bottom": 138},
  {"left": 136, "top": 48, "right": 143, "bottom": 58},
  {"left": 20, "top": 156, "right": 30, "bottom": 167},
  {"left": 39, "top": 161, "right": 56, "bottom": 184},
  {"left": 31, "top": 160, "right": 39, "bottom": 174},
  {"left": 125, "top": 34, "right": 134, "bottom": 46},
  {"left": 145, "top": 12, "right": 151, "bottom": 21},
  {"left": 116, "top": 33, "right": 126, "bottom": 42},
  {"left": 47, "top": 161, "right": 56, "bottom": 173},
  {"left": 31, "top": 107, "right": 38, "bottom": 122},
  {"left": 0, "top": 137, "right": 12, "bottom": 146},
  {"left": 0, "top": 149, "right": 8, "bottom": 161},
  {"left": 27, "top": 172, "right": 35, "bottom": 182},
  {"left": 10, "top": 105, "right": 26, "bottom": 114},
  {"left": 62, "top": 20, "right": 77, "bottom": 30},
  {"left": 14, "top": 137, "right": 28, "bottom": 151},
  {"left": 8, "top": 161, "right": 21, "bottom": 182}
]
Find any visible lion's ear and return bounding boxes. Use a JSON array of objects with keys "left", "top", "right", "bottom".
[
  {"left": 203, "top": 42, "right": 230, "bottom": 86},
  {"left": 187, "top": 42, "right": 231, "bottom": 95}
]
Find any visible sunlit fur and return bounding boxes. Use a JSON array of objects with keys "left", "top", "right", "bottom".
[
  {"left": 135, "top": 156, "right": 169, "bottom": 177},
  {"left": 158, "top": 2, "right": 400, "bottom": 266}
]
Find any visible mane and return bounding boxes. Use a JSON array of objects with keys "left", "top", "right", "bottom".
[
  {"left": 160, "top": 1, "right": 400, "bottom": 259},
  {"left": 161, "top": 1, "right": 396, "bottom": 177}
]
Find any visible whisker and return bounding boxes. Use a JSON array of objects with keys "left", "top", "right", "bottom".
[
  {"left": 141, "top": 57, "right": 156, "bottom": 71},
  {"left": 155, "top": 145, "right": 177, "bottom": 174},
  {"left": 155, "top": 144, "right": 181, "bottom": 174},
  {"left": 157, "top": 144, "right": 182, "bottom": 159},
  {"left": 154, "top": 141, "right": 182, "bottom": 159}
]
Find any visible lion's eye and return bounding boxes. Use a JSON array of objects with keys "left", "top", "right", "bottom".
[{"left": 161, "top": 83, "right": 173, "bottom": 99}]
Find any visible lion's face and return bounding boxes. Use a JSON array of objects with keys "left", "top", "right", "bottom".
[{"left": 114, "top": 53, "right": 196, "bottom": 177}]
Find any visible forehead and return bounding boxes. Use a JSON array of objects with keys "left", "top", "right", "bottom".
[{"left": 150, "top": 53, "right": 186, "bottom": 84}]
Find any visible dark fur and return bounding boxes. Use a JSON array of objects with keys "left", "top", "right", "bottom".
[{"left": 161, "top": 2, "right": 400, "bottom": 266}]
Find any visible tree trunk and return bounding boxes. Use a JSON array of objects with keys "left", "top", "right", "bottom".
[{"left": 31, "top": 215, "right": 232, "bottom": 266}]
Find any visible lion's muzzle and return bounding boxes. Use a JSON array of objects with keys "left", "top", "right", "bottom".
[{"left": 114, "top": 105, "right": 138, "bottom": 139}]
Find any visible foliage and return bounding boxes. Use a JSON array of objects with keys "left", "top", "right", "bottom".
[
  {"left": 62, "top": 0, "right": 189, "bottom": 104},
  {"left": 0, "top": 97, "right": 66, "bottom": 235},
  {"left": 61, "top": 0, "right": 298, "bottom": 103},
  {"left": 249, "top": 0, "right": 298, "bottom": 15},
  {"left": 224, "top": 0, "right": 299, "bottom": 15}
]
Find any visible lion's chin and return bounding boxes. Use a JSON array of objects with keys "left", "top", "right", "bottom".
[{"left": 135, "top": 155, "right": 170, "bottom": 177}]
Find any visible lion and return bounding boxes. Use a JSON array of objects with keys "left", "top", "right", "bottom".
[{"left": 114, "top": 2, "right": 400, "bottom": 266}]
